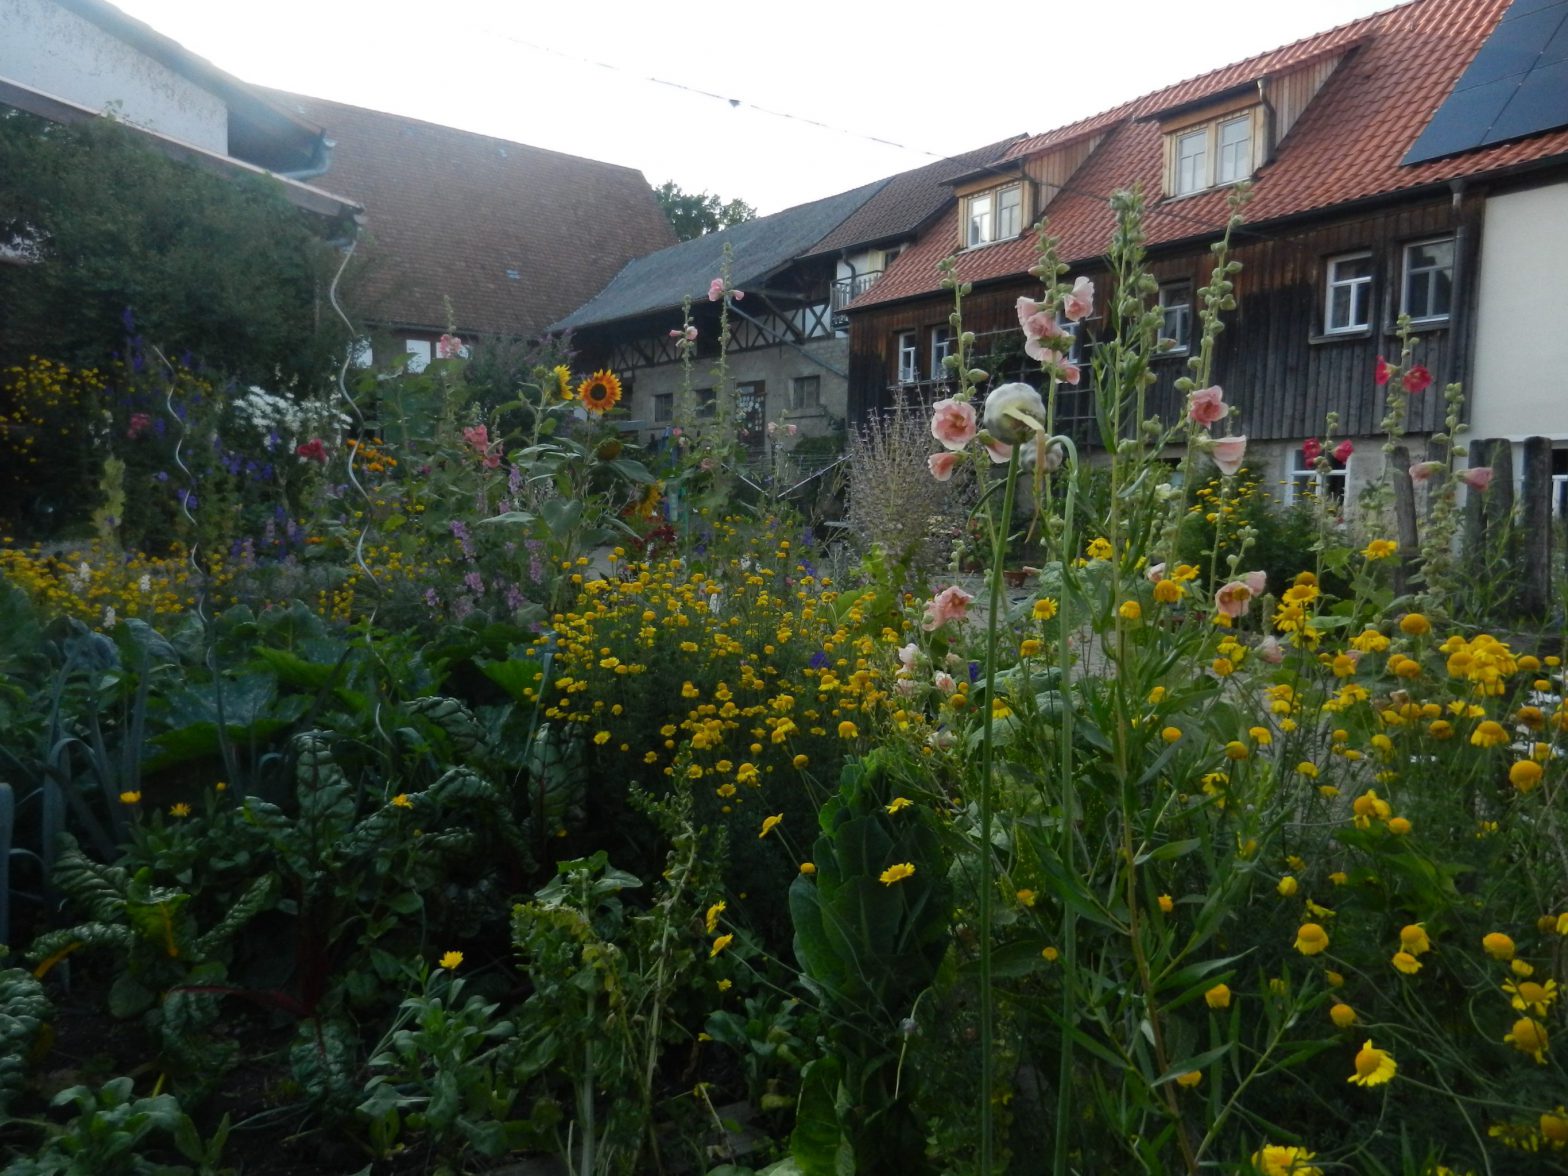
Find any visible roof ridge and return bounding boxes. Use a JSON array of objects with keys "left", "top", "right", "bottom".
[{"left": 262, "top": 87, "right": 653, "bottom": 176}]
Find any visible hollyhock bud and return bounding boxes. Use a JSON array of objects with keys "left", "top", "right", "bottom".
[
  {"left": 982, "top": 382, "right": 1046, "bottom": 445},
  {"left": 1459, "top": 466, "right": 1493, "bottom": 491},
  {"left": 928, "top": 450, "right": 960, "bottom": 481},
  {"left": 1374, "top": 356, "right": 1391, "bottom": 386},
  {"left": 1409, "top": 460, "right": 1444, "bottom": 485}
]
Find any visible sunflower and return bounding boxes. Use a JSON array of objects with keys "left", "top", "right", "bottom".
[
  {"left": 552, "top": 364, "right": 573, "bottom": 400},
  {"left": 578, "top": 369, "right": 622, "bottom": 414}
]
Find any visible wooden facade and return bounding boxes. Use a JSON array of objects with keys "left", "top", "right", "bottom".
[{"left": 847, "top": 190, "right": 1486, "bottom": 446}]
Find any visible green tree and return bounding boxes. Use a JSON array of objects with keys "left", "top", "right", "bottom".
[
  {"left": 0, "top": 111, "right": 358, "bottom": 386},
  {"left": 654, "top": 181, "right": 756, "bottom": 242}
]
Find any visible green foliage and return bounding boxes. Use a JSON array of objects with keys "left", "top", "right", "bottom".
[
  {"left": 0, "top": 962, "right": 51, "bottom": 1117},
  {"left": 8, "top": 1076, "right": 211, "bottom": 1176},
  {"left": 654, "top": 180, "right": 757, "bottom": 242}
]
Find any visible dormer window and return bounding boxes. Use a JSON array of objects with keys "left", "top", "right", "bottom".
[
  {"left": 963, "top": 182, "right": 1024, "bottom": 248},
  {"left": 1163, "top": 103, "right": 1264, "bottom": 197}
]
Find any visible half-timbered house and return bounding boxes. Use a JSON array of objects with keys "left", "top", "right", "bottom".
[
  {"left": 844, "top": 0, "right": 1568, "bottom": 504},
  {"left": 549, "top": 139, "right": 1022, "bottom": 470}
]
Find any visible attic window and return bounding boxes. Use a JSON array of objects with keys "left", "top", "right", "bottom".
[
  {"left": 1164, "top": 105, "right": 1264, "bottom": 197},
  {"left": 963, "top": 183, "right": 1025, "bottom": 248}
]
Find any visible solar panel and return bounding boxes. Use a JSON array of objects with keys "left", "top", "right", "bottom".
[{"left": 1403, "top": 0, "right": 1568, "bottom": 164}]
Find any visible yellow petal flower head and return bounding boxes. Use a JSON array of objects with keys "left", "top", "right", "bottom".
[
  {"left": 1510, "top": 760, "right": 1544, "bottom": 793},
  {"left": 705, "top": 901, "right": 726, "bottom": 933},
  {"left": 885, "top": 796, "right": 913, "bottom": 814},
  {"left": 1503, "top": 978, "right": 1558, "bottom": 1015},
  {"left": 1540, "top": 1109, "right": 1568, "bottom": 1146},
  {"left": 1347, "top": 1039, "right": 1397, "bottom": 1086},
  {"left": 710, "top": 933, "right": 734, "bottom": 958},
  {"left": 552, "top": 364, "right": 573, "bottom": 400},
  {"left": 1250, "top": 1144, "right": 1322, "bottom": 1176},
  {"left": 169, "top": 803, "right": 191, "bottom": 818},
  {"left": 1277, "top": 875, "right": 1299, "bottom": 897},
  {"left": 1505, "top": 1016, "right": 1549, "bottom": 1062},
  {"left": 1176, "top": 1070, "right": 1203, "bottom": 1088},
  {"left": 1204, "top": 983, "right": 1232, "bottom": 1009},
  {"left": 439, "top": 950, "right": 464, "bottom": 970},
  {"left": 119, "top": 790, "right": 142, "bottom": 805},
  {"left": 1482, "top": 932, "right": 1516, "bottom": 960},
  {"left": 1294, "top": 922, "right": 1329, "bottom": 956},
  {"left": 1330, "top": 1002, "right": 1357, "bottom": 1028},
  {"left": 1392, "top": 950, "right": 1422, "bottom": 975},
  {"left": 879, "top": 862, "right": 916, "bottom": 885},
  {"left": 578, "top": 369, "right": 623, "bottom": 414},
  {"left": 1158, "top": 894, "right": 1174, "bottom": 913},
  {"left": 798, "top": 862, "right": 816, "bottom": 875},
  {"left": 391, "top": 793, "right": 414, "bottom": 809},
  {"left": 759, "top": 813, "right": 783, "bottom": 839},
  {"left": 1471, "top": 720, "right": 1509, "bottom": 748},
  {"left": 1361, "top": 538, "right": 1398, "bottom": 560},
  {"left": 1399, "top": 923, "right": 1431, "bottom": 955}
]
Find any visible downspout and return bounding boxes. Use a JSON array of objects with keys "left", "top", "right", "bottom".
[
  {"left": 1257, "top": 78, "right": 1277, "bottom": 163},
  {"left": 1448, "top": 177, "right": 1476, "bottom": 443}
]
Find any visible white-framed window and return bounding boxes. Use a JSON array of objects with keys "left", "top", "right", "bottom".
[
  {"left": 931, "top": 326, "right": 953, "bottom": 379},
  {"left": 879, "top": 245, "right": 903, "bottom": 270},
  {"left": 1325, "top": 252, "right": 1374, "bottom": 333},
  {"left": 1286, "top": 445, "right": 1349, "bottom": 505},
  {"left": 1168, "top": 110, "right": 1258, "bottom": 196},
  {"left": 1216, "top": 115, "right": 1252, "bottom": 184},
  {"left": 653, "top": 392, "right": 674, "bottom": 423},
  {"left": 896, "top": 330, "right": 919, "bottom": 383},
  {"left": 964, "top": 183, "right": 1024, "bottom": 248},
  {"left": 789, "top": 375, "right": 820, "bottom": 410},
  {"left": 403, "top": 338, "right": 434, "bottom": 373},
  {"left": 1158, "top": 281, "right": 1192, "bottom": 353},
  {"left": 1402, "top": 237, "right": 1454, "bottom": 322}
]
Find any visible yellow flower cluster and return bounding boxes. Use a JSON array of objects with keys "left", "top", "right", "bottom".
[
  {"left": 0, "top": 539, "right": 234, "bottom": 626},
  {"left": 0, "top": 357, "right": 106, "bottom": 467}
]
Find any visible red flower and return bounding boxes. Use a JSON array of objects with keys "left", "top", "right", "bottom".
[
  {"left": 1402, "top": 364, "right": 1432, "bottom": 394},
  {"left": 1374, "top": 356, "right": 1391, "bottom": 386},
  {"left": 127, "top": 412, "right": 152, "bottom": 440},
  {"left": 1333, "top": 439, "right": 1355, "bottom": 464},
  {"left": 295, "top": 438, "right": 328, "bottom": 463},
  {"left": 1302, "top": 437, "right": 1323, "bottom": 465}
]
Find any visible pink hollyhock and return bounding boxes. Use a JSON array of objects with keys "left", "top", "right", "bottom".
[
  {"left": 1257, "top": 635, "right": 1284, "bottom": 664},
  {"left": 296, "top": 438, "right": 328, "bottom": 463},
  {"left": 668, "top": 325, "right": 697, "bottom": 342},
  {"left": 785, "top": 423, "right": 798, "bottom": 437},
  {"left": 898, "top": 642, "right": 920, "bottom": 672},
  {"left": 928, "top": 450, "right": 960, "bottom": 481},
  {"left": 127, "top": 412, "right": 152, "bottom": 440},
  {"left": 922, "top": 585, "right": 974, "bottom": 631},
  {"left": 1214, "top": 571, "right": 1265, "bottom": 619},
  {"left": 1017, "top": 296, "right": 1073, "bottom": 362},
  {"left": 437, "top": 334, "right": 465, "bottom": 359},
  {"left": 1402, "top": 364, "right": 1432, "bottom": 394},
  {"left": 1332, "top": 439, "right": 1354, "bottom": 463},
  {"left": 462, "top": 424, "right": 489, "bottom": 452},
  {"left": 1145, "top": 562, "right": 1166, "bottom": 583},
  {"left": 1302, "top": 437, "right": 1323, "bottom": 464},
  {"left": 933, "top": 671, "right": 956, "bottom": 694},
  {"left": 1043, "top": 351, "right": 1081, "bottom": 386},
  {"left": 707, "top": 278, "right": 726, "bottom": 302},
  {"left": 930, "top": 398, "right": 977, "bottom": 450},
  {"left": 1187, "top": 386, "right": 1227, "bottom": 426},
  {"left": 1374, "top": 356, "right": 1391, "bottom": 386},
  {"left": 1409, "top": 460, "right": 1444, "bottom": 484},
  {"left": 1062, "top": 276, "right": 1095, "bottom": 322},
  {"left": 983, "top": 438, "right": 1013, "bottom": 464},
  {"left": 733, "top": 289, "right": 744, "bottom": 300},
  {"left": 1459, "top": 466, "right": 1493, "bottom": 491},
  {"left": 1211, "top": 435, "right": 1248, "bottom": 476}
]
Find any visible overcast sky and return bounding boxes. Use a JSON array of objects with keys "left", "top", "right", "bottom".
[{"left": 111, "top": 0, "right": 1401, "bottom": 214}]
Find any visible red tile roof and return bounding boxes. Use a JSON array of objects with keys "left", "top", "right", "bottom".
[
  {"left": 268, "top": 91, "right": 677, "bottom": 337},
  {"left": 853, "top": 0, "right": 1568, "bottom": 311}
]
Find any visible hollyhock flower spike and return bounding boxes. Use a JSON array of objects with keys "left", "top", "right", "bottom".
[
  {"left": 1302, "top": 436, "right": 1323, "bottom": 464},
  {"left": 1374, "top": 356, "right": 1391, "bottom": 386},
  {"left": 1215, "top": 576, "right": 1262, "bottom": 619},
  {"left": 923, "top": 585, "right": 974, "bottom": 631},
  {"left": 1187, "top": 386, "right": 1227, "bottom": 426},
  {"left": 1333, "top": 439, "right": 1354, "bottom": 464},
  {"left": 1062, "top": 275, "right": 1095, "bottom": 322},
  {"left": 462, "top": 424, "right": 490, "bottom": 452},
  {"left": 437, "top": 334, "right": 464, "bottom": 359},
  {"left": 1402, "top": 364, "right": 1432, "bottom": 394},
  {"left": 1211, "top": 435, "right": 1248, "bottom": 476},
  {"left": 1409, "top": 460, "right": 1444, "bottom": 485},
  {"left": 928, "top": 450, "right": 960, "bottom": 481},
  {"left": 1460, "top": 466, "right": 1493, "bottom": 491},
  {"left": 930, "top": 398, "right": 977, "bottom": 451},
  {"left": 982, "top": 382, "right": 1046, "bottom": 444}
]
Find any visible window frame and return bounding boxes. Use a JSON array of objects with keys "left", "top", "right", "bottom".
[
  {"left": 964, "top": 182, "right": 1025, "bottom": 249},
  {"left": 1157, "top": 281, "right": 1192, "bottom": 354},
  {"left": 1401, "top": 237, "right": 1455, "bottom": 324},
  {"left": 1324, "top": 251, "right": 1375, "bottom": 335},
  {"left": 788, "top": 375, "right": 820, "bottom": 411},
  {"left": 1166, "top": 107, "right": 1259, "bottom": 197},
  {"left": 930, "top": 326, "right": 953, "bottom": 380},
  {"left": 1285, "top": 445, "right": 1349, "bottom": 506},
  {"left": 896, "top": 330, "right": 919, "bottom": 384},
  {"left": 653, "top": 391, "right": 674, "bottom": 423}
]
